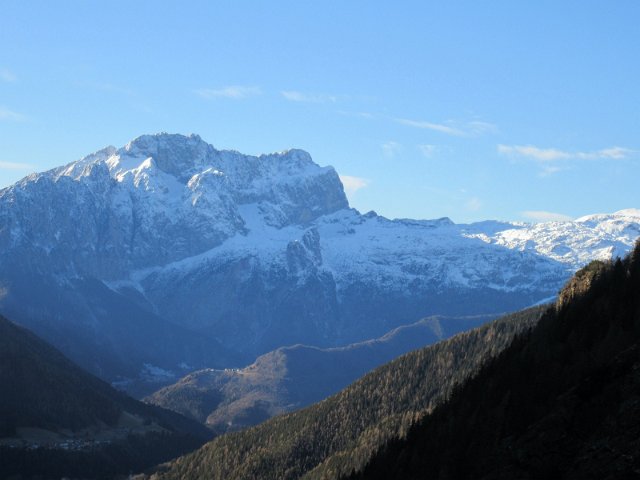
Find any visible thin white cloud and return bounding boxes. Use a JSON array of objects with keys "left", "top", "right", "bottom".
[
  {"left": 498, "top": 144, "right": 571, "bottom": 162},
  {"left": 538, "top": 165, "right": 565, "bottom": 177},
  {"left": 395, "top": 117, "right": 497, "bottom": 137},
  {"left": 281, "top": 90, "right": 340, "bottom": 103},
  {"left": 595, "top": 146, "right": 634, "bottom": 159},
  {"left": 336, "top": 110, "right": 376, "bottom": 119},
  {"left": 465, "top": 197, "right": 482, "bottom": 211},
  {"left": 86, "top": 82, "right": 134, "bottom": 95},
  {"left": 468, "top": 121, "right": 498, "bottom": 136},
  {"left": 0, "top": 69, "right": 16, "bottom": 83},
  {"left": 339, "top": 175, "right": 370, "bottom": 194},
  {"left": 0, "top": 160, "right": 34, "bottom": 171},
  {"left": 0, "top": 107, "right": 25, "bottom": 121},
  {"left": 337, "top": 111, "right": 497, "bottom": 139},
  {"left": 498, "top": 144, "right": 635, "bottom": 162},
  {"left": 522, "top": 210, "right": 573, "bottom": 222},
  {"left": 195, "top": 86, "right": 262, "bottom": 100},
  {"left": 382, "top": 141, "right": 402, "bottom": 158},
  {"left": 395, "top": 118, "right": 465, "bottom": 136},
  {"left": 418, "top": 144, "right": 436, "bottom": 158}
]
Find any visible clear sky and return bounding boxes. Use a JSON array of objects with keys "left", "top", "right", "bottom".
[{"left": 1, "top": 1, "right": 638, "bottom": 223}]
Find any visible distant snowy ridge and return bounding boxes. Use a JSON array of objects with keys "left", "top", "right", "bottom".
[
  {"left": 120, "top": 203, "right": 639, "bottom": 305},
  {"left": 462, "top": 209, "right": 639, "bottom": 270}
]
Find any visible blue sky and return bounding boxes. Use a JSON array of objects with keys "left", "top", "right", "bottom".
[{"left": 1, "top": 1, "right": 638, "bottom": 223}]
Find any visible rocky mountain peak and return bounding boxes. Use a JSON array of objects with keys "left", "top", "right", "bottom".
[
  {"left": 0, "top": 134, "right": 350, "bottom": 278},
  {"left": 121, "top": 133, "right": 214, "bottom": 181},
  {"left": 259, "top": 148, "right": 314, "bottom": 169}
]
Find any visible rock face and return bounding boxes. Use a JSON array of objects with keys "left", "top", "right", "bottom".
[
  {"left": 0, "top": 134, "right": 346, "bottom": 278},
  {"left": 556, "top": 260, "right": 608, "bottom": 310},
  {"left": 0, "top": 133, "right": 638, "bottom": 389}
]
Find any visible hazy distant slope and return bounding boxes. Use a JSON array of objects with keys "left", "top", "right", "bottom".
[
  {"left": 0, "top": 315, "right": 211, "bottom": 479},
  {"left": 153, "top": 307, "right": 544, "bottom": 480},
  {"left": 349, "top": 241, "right": 640, "bottom": 479},
  {"left": 0, "top": 268, "right": 240, "bottom": 398},
  {"left": 146, "top": 314, "right": 494, "bottom": 432}
]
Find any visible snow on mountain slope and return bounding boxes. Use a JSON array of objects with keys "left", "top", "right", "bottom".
[
  {"left": 464, "top": 211, "right": 640, "bottom": 269},
  {"left": 123, "top": 200, "right": 639, "bottom": 308},
  {"left": 0, "top": 133, "right": 637, "bottom": 388},
  {"left": 129, "top": 200, "right": 638, "bottom": 354},
  {"left": 0, "top": 133, "right": 346, "bottom": 278}
]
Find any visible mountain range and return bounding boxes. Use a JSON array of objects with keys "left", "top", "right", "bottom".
[
  {"left": 1, "top": 132, "right": 638, "bottom": 479},
  {"left": 0, "top": 133, "right": 638, "bottom": 392},
  {"left": 146, "top": 241, "right": 640, "bottom": 479}
]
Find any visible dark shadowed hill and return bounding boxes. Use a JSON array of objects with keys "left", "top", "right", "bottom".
[
  {"left": 347, "top": 240, "right": 640, "bottom": 479},
  {"left": 150, "top": 306, "right": 544, "bottom": 480},
  {"left": 145, "top": 314, "right": 494, "bottom": 433},
  {"left": 0, "top": 315, "right": 211, "bottom": 479}
]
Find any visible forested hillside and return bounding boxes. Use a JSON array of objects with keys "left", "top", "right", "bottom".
[
  {"left": 348, "top": 241, "right": 640, "bottom": 479},
  {"left": 152, "top": 306, "right": 544, "bottom": 479},
  {"left": 145, "top": 314, "right": 494, "bottom": 433}
]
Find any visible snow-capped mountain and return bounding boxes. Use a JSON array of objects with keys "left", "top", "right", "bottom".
[
  {"left": 0, "top": 133, "right": 637, "bottom": 388},
  {"left": 2, "top": 134, "right": 345, "bottom": 278}
]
